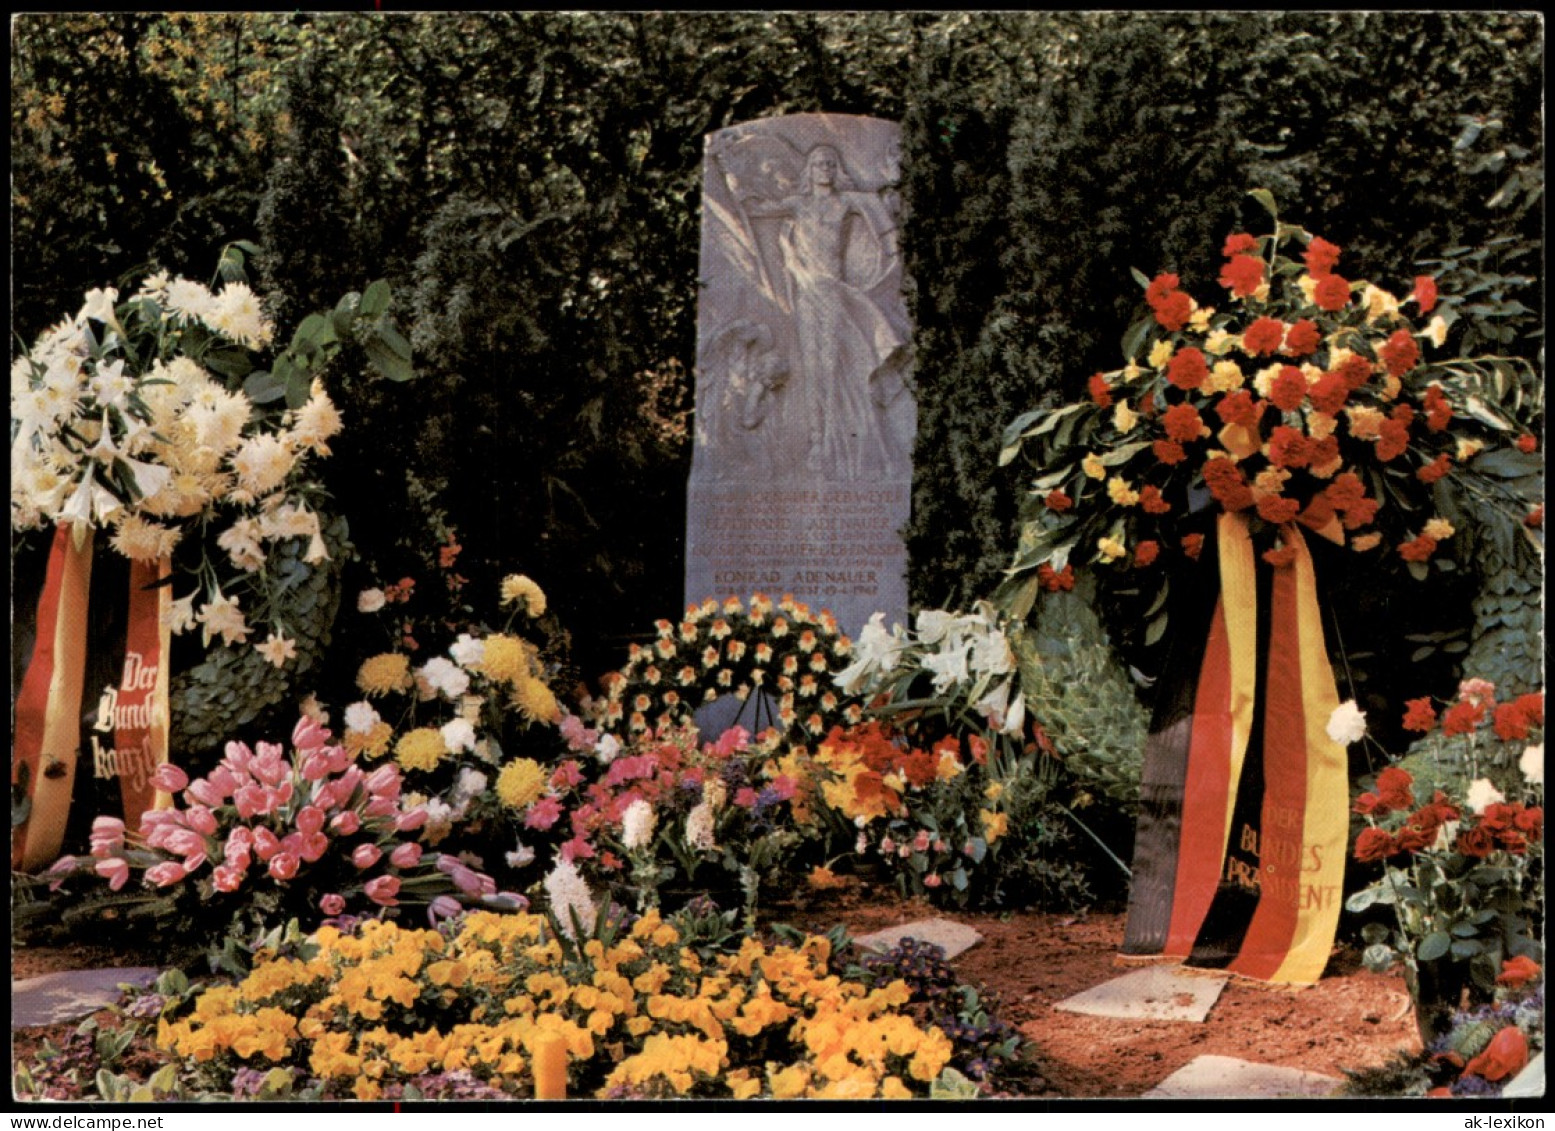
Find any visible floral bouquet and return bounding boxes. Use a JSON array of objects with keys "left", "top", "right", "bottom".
[
  {"left": 996, "top": 192, "right": 1543, "bottom": 648},
  {"left": 1347, "top": 681, "right": 1543, "bottom": 1041},
  {"left": 46, "top": 715, "right": 519, "bottom": 965}
]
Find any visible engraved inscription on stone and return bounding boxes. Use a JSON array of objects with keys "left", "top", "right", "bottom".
[{"left": 686, "top": 114, "right": 915, "bottom": 637}]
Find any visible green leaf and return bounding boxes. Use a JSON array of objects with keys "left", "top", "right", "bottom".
[
  {"left": 1417, "top": 932, "right": 1453, "bottom": 962},
  {"left": 1361, "top": 944, "right": 1396, "bottom": 973},
  {"left": 363, "top": 333, "right": 416, "bottom": 382},
  {"left": 375, "top": 322, "right": 413, "bottom": 361},
  {"left": 1450, "top": 938, "right": 1483, "bottom": 959},
  {"left": 1130, "top": 266, "right": 1151, "bottom": 289},
  {"left": 1406, "top": 560, "right": 1429, "bottom": 582},
  {"left": 1100, "top": 440, "right": 1150, "bottom": 467},
  {"left": 359, "top": 279, "right": 391, "bottom": 318},
  {"left": 1144, "top": 613, "right": 1168, "bottom": 647},
  {"left": 1121, "top": 316, "right": 1153, "bottom": 361},
  {"left": 1249, "top": 188, "right": 1279, "bottom": 220},
  {"left": 951, "top": 867, "right": 969, "bottom": 891}
]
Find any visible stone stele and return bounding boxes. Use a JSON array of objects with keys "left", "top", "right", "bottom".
[{"left": 685, "top": 113, "right": 914, "bottom": 639}]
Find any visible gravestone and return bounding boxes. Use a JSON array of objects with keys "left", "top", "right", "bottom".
[{"left": 685, "top": 113, "right": 915, "bottom": 640}]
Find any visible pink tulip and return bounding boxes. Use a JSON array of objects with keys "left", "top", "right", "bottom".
[
  {"left": 185, "top": 778, "right": 227, "bottom": 809},
  {"left": 364, "top": 764, "right": 399, "bottom": 797},
  {"left": 364, "top": 875, "right": 400, "bottom": 906},
  {"left": 181, "top": 852, "right": 207, "bottom": 874},
  {"left": 91, "top": 816, "right": 126, "bottom": 841},
  {"left": 95, "top": 857, "right": 130, "bottom": 891},
  {"left": 226, "top": 825, "right": 254, "bottom": 850},
  {"left": 295, "top": 805, "right": 326, "bottom": 836},
  {"left": 224, "top": 842, "right": 252, "bottom": 870},
  {"left": 923, "top": 873, "right": 943, "bottom": 888},
  {"left": 394, "top": 807, "right": 428, "bottom": 833},
  {"left": 273, "top": 781, "right": 294, "bottom": 808},
  {"left": 293, "top": 715, "right": 332, "bottom": 751},
  {"left": 330, "top": 810, "right": 361, "bottom": 836},
  {"left": 212, "top": 864, "right": 245, "bottom": 893},
  {"left": 352, "top": 844, "right": 382, "bottom": 869},
  {"left": 223, "top": 741, "right": 254, "bottom": 774},
  {"left": 298, "top": 832, "right": 330, "bottom": 862},
  {"left": 145, "top": 861, "right": 188, "bottom": 887},
  {"left": 267, "top": 852, "right": 300, "bottom": 881},
  {"left": 46, "top": 855, "right": 79, "bottom": 892},
  {"left": 427, "top": 895, "right": 461, "bottom": 925},
  {"left": 300, "top": 750, "right": 332, "bottom": 782},
  {"left": 150, "top": 763, "right": 190, "bottom": 794},
  {"left": 913, "top": 830, "right": 932, "bottom": 853},
  {"left": 389, "top": 842, "right": 423, "bottom": 869},
  {"left": 165, "top": 828, "right": 206, "bottom": 858},
  {"left": 364, "top": 796, "right": 397, "bottom": 819},
  {"left": 185, "top": 806, "right": 218, "bottom": 836},
  {"left": 280, "top": 831, "right": 306, "bottom": 857},
  {"left": 251, "top": 750, "right": 287, "bottom": 787},
  {"left": 233, "top": 783, "right": 268, "bottom": 820},
  {"left": 253, "top": 827, "right": 281, "bottom": 861},
  {"left": 325, "top": 745, "right": 351, "bottom": 775},
  {"left": 319, "top": 892, "right": 346, "bottom": 916}
]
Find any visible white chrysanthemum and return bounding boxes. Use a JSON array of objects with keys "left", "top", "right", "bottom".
[
  {"left": 1325, "top": 700, "right": 1368, "bottom": 746},
  {"left": 684, "top": 801, "right": 717, "bottom": 852},
  {"left": 441, "top": 718, "right": 478, "bottom": 755},
  {"left": 594, "top": 733, "right": 621, "bottom": 765},
  {"left": 1519, "top": 744, "right": 1543, "bottom": 786},
  {"left": 344, "top": 701, "right": 382, "bottom": 735},
  {"left": 543, "top": 857, "right": 598, "bottom": 940},
  {"left": 417, "top": 656, "right": 471, "bottom": 701},
  {"left": 1465, "top": 778, "right": 1506, "bottom": 815},
  {"left": 449, "top": 766, "right": 488, "bottom": 807},
  {"left": 164, "top": 277, "right": 216, "bottom": 323},
  {"left": 208, "top": 282, "right": 274, "bottom": 349},
  {"left": 290, "top": 382, "right": 343, "bottom": 454},
  {"left": 230, "top": 432, "right": 295, "bottom": 497},
  {"left": 196, "top": 591, "right": 251, "bottom": 647},
  {"left": 109, "top": 514, "right": 182, "bottom": 562},
  {"left": 357, "top": 588, "right": 387, "bottom": 614},
  {"left": 450, "top": 632, "right": 486, "bottom": 668},
  {"left": 184, "top": 387, "right": 252, "bottom": 454},
  {"left": 621, "top": 799, "right": 657, "bottom": 851}
]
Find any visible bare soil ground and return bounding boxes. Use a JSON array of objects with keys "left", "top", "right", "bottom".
[{"left": 11, "top": 896, "right": 1421, "bottom": 1099}]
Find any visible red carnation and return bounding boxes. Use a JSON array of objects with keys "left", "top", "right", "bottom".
[
  {"left": 1337, "top": 354, "right": 1374, "bottom": 390},
  {"left": 1412, "top": 275, "right": 1438, "bottom": 314},
  {"left": 1284, "top": 318, "right": 1320, "bottom": 357},
  {"left": 1268, "top": 425, "right": 1312, "bottom": 469},
  {"left": 1140, "top": 485, "right": 1171, "bottom": 514},
  {"left": 1145, "top": 273, "right": 1180, "bottom": 303},
  {"left": 1219, "top": 254, "right": 1266, "bottom": 297},
  {"left": 1222, "top": 232, "right": 1259, "bottom": 257},
  {"left": 1353, "top": 827, "right": 1399, "bottom": 863},
  {"left": 1496, "top": 956, "right": 1542, "bottom": 989},
  {"left": 1166, "top": 347, "right": 1209, "bottom": 391},
  {"left": 1089, "top": 372, "right": 1113, "bottom": 408},
  {"left": 1261, "top": 545, "right": 1298, "bottom": 567},
  {"left": 1257, "top": 495, "right": 1301, "bottom": 526},
  {"left": 1341, "top": 496, "right": 1379, "bottom": 530},
  {"left": 1375, "top": 418, "right": 1411, "bottom": 462},
  {"left": 1352, "top": 792, "right": 1384, "bottom": 816},
  {"left": 1044, "top": 490, "right": 1074, "bottom": 513},
  {"left": 1441, "top": 699, "right": 1486, "bottom": 737},
  {"left": 1270, "top": 366, "right": 1310, "bottom": 413},
  {"left": 1514, "top": 691, "right": 1543, "bottom": 726},
  {"left": 1493, "top": 699, "right": 1535, "bottom": 742},
  {"left": 1415, "top": 454, "right": 1452, "bottom": 484},
  {"left": 1515, "top": 806, "right": 1543, "bottom": 841},
  {"left": 1421, "top": 384, "right": 1452, "bottom": 432},
  {"left": 1152, "top": 439, "right": 1187, "bottom": 465},
  {"left": 1242, "top": 317, "right": 1286, "bottom": 356},
  {"left": 1162, "top": 402, "right": 1206, "bottom": 443},
  {"left": 1181, "top": 532, "right": 1205, "bottom": 560},
  {"left": 1203, "top": 459, "right": 1255, "bottom": 511},
  {"left": 1037, "top": 563, "right": 1076, "bottom": 593},
  {"left": 1151, "top": 289, "right": 1193, "bottom": 332},
  {"left": 1307, "top": 371, "right": 1351, "bottom": 416},
  {"left": 1324, "top": 472, "right": 1367, "bottom": 511},
  {"left": 1401, "top": 697, "right": 1437, "bottom": 733},
  {"left": 1303, "top": 236, "right": 1342, "bottom": 278},
  {"left": 1516, "top": 433, "right": 1538, "bottom": 453},
  {"left": 1215, "top": 389, "right": 1265, "bottom": 430},
  {"left": 1134, "top": 540, "right": 1160, "bottom": 567},
  {"left": 1379, "top": 329, "right": 1420, "bottom": 377},
  {"left": 1528, "top": 504, "right": 1544, "bottom": 529},
  {"left": 1307, "top": 435, "right": 1340, "bottom": 470},
  {"left": 1398, "top": 534, "right": 1439, "bottom": 562},
  {"left": 1314, "top": 274, "right": 1351, "bottom": 312}
]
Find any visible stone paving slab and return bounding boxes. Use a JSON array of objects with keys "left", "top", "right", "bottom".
[
  {"left": 12, "top": 967, "right": 162, "bottom": 1029},
  {"left": 1143, "top": 1054, "right": 1343, "bottom": 1099},
  {"left": 1055, "top": 965, "right": 1228, "bottom": 1023},
  {"left": 853, "top": 918, "right": 983, "bottom": 959},
  {"left": 1501, "top": 1052, "right": 1544, "bottom": 1100}
]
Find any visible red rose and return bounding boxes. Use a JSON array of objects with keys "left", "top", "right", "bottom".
[
  {"left": 1134, "top": 540, "right": 1160, "bottom": 567},
  {"left": 1283, "top": 319, "right": 1321, "bottom": 357},
  {"left": 1353, "top": 827, "right": 1399, "bottom": 863},
  {"left": 1464, "top": 1027, "right": 1529, "bottom": 1083},
  {"left": 1166, "top": 347, "right": 1209, "bottom": 390},
  {"left": 1261, "top": 545, "right": 1298, "bottom": 567},
  {"left": 1222, "top": 232, "right": 1259, "bottom": 257},
  {"left": 1376, "top": 766, "right": 1416, "bottom": 811},
  {"left": 1314, "top": 273, "right": 1351, "bottom": 312},
  {"left": 1256, "top": 495, "right": 1301, "bottom": 526},
  {"left": 1479, "top": 802, "right": 1519, "bottom": 834},
  {"left": 1516, "top": 433, "right": 1538, "bottom": 453},
  {"left": 1303, "top": 236, "right": 1342, "bottom": 278},
  {"left": 1162, "top": 402, "right": 1206, "bottom": 443},
  {"left": 1182, "top": 532, "right": 1205, "bottom": 560},
  {"left": 1352, "top": 791, "right": 1384, "bottom": 816},
  {"left": 1513, "top": 805, "right": 1542, "bottom": 840},
  {"left": 1379, "top": 329, "right": 1420, "bottom": 377},
  {"left": 1395, "top": 824, "right": 1435, "bottom": 853},
  {"left": 1242, "top": 317, "right": 1286, "bottom": 356},
  {"left": 1218, "top": 254, "right": 1265, "bottom": 297},
  {"left": 1416, "top": 454, "right": 1452, "bottom": 484},
  {"left": 1140, "top": 485, "right": 1171, "bottom": 514},
  {"left": 1401, "top": 697, "right": 1437, "bottom": 733},
  {"left": 1496, "top": 955, "right": 1541, "bottom": 989},
  {"left": 1089, "top": 372, "right": 1113, "bottom": 408},
  {"left": 1151, "top": 289, "right": 1193, "bottom": 331},
  {"left": 1270, "top": 366, "right": 1309, "bottom": 412},
  {"left": 1412, "top": 275, "right": 1438, "bottom": 314},
  {"left": 1153, "top": 439, "right": 1187, "bottom": 465},
  {"left": 1307, "top": 371, "right": 1351, "bottom": 416},
  {"left": 1215, "top": 389, "right": 1264, "bottom": 430},
  {"left": 1455, "top": 824, "right": 1497, "bottom": 858},
  {"left": 1268, "top": 425, "right": 1312, "bottom": 469},
  {"left": 1045, "top": 489, "right": 1074, "bottom": 513}
]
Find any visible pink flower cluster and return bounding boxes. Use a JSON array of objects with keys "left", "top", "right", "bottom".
[{"left": 70, "top": 716, "right": 507, "bottom": 922}]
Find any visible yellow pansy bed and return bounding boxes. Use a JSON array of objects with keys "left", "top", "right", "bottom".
[{"left": 156, "top": 910, "right": 954, "bottom": 1099}]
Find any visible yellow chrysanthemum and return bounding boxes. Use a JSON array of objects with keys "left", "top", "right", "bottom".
[
  {"left": 395, "top": 728, "right": 448, "bottom": 773},
  {"left": 513, "top": 677, "right": 561, "bottom": 725},
  {"left": 345, "top": 721, "right": 394, "bottom": 760},
  {"left": 980, "top": 808, "right": 1009, "bottom": 844},
  {"left": 476, "top": 634, "right": 533, "bottom": 686},
  {"left": 500, "top": 573, "right": 547, "bottom": 617},
  {"left": 357, "top": 653, "right": 413, "bottom": 697},
  {"left": 496, "top": 758, "right": 546, "bottom": 810}
]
